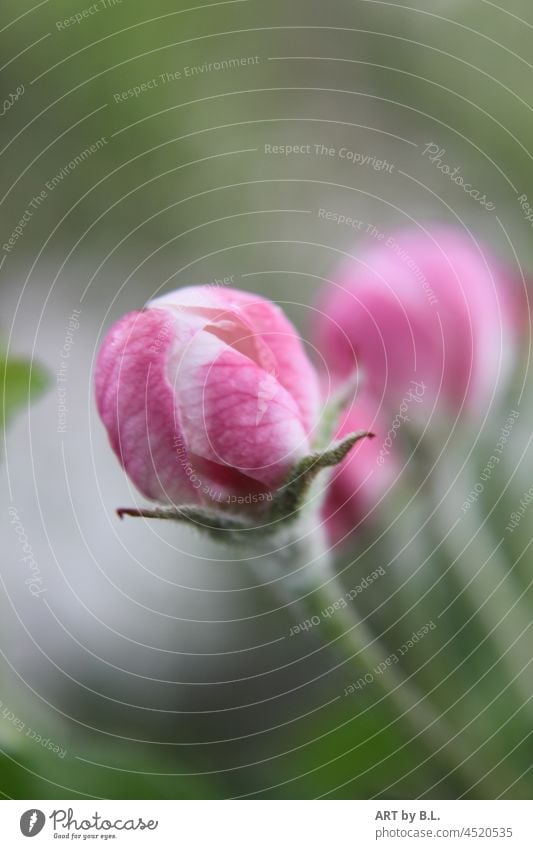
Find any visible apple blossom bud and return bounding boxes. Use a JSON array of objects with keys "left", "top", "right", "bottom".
[
  {"left": 315, "top": 228, "right": 522, "bottom": 417},
  {"left": 95, "top": 286, "right": 321, "bottom": 512}
]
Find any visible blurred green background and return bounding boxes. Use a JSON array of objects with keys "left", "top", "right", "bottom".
[{"left": 1, "top": 0, "right": 532, "bottom": 799}]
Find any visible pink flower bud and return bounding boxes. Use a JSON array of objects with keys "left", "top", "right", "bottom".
[
  {"left": 315, "top": 229, "right": 523, "bottom": 417},
  {"left": 95, "top": 286, "right": 320, "bottom": 509}
]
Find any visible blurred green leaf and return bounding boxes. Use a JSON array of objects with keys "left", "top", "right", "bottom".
[
  {"left": 1, "top": 355, "right": 48, "bottom": 430},
  {"left": 0, "top": 746, "right": 219, "bottom": 800},
  {"left": 255, "top": 686, "right": 461, "bottom": 800}
]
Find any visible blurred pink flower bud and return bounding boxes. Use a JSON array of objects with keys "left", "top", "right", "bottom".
[
  {"left": 95, "top": 286, "right": 320, "bottom": 509},
  {"left": 315, "top": 228, "right": 523, "bottom": 418},
  {"left": 322, "top": 391, "right": 399, "bottom": 544}
]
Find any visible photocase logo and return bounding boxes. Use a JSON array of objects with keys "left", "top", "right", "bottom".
[{"left": 20, "top": 809, "right": 46, "bottom": 837}]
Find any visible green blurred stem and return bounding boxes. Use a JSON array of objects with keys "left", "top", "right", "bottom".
[
  {"left": 414, "top": 438, "right": 533, "bottom": 716},
  {"left": 247, "top": 513, "right": 500, "bottom": 797}
]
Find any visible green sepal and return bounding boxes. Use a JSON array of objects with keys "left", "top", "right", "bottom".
[
  {"left": 117, "top": 505, "right": 253, "bottom": 540},
  {"left": 116, "top": 430, "right": 373, "bottom": 538},
  {"left": 270, "top": 430, "right": 373, "bottom": 522},
  {"left": 314, "top": 373, "right": 360, "bottom": 450}
]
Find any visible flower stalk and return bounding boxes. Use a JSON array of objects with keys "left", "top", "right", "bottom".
[{"left": 237, "top": 515, "right": 505, "bottom": 798}]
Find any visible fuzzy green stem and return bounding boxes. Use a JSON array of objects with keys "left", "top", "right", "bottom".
[
  {"left": 244, "top": 516, "right": 502, "bottom": 797},
  {"left": 411, "top": 434, "right": 533, "bottom": 717}
]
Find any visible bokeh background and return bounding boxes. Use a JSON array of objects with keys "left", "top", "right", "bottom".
[{"left": 1, "top": 0, "right": 532, "bottom": 799}]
